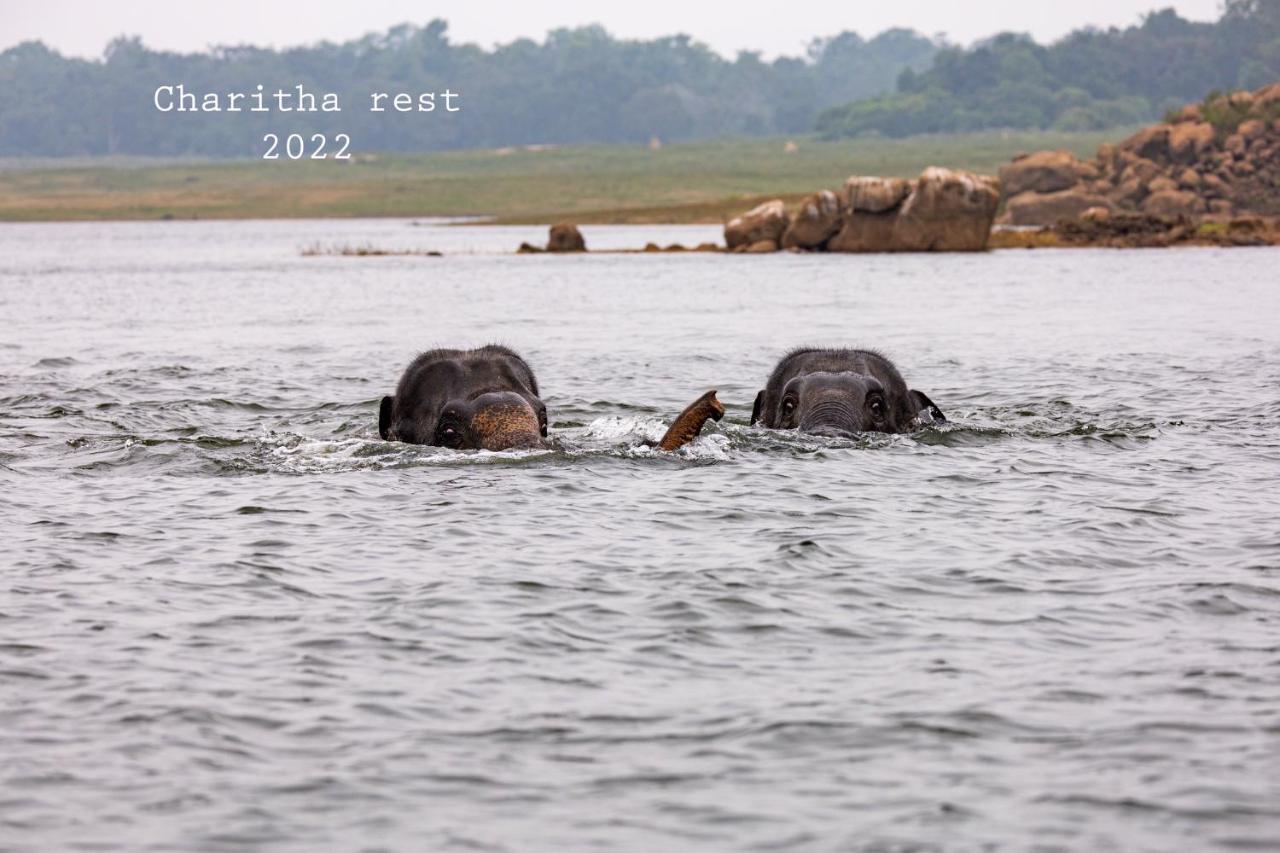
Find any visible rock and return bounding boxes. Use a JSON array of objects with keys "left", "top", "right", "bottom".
[
  {"left": 1082, "top": 206, "right": 1111, "bottom": 221},
  {"left": 1097, "top": 142, "right": 1122, "bottom": 175},
  {"left": 1120, "top": 158, "right": 1163, "bottom": 185},
  {"left": 1225, "top": 134, "right": 1247, "bottom": 158},
  {"left": 643, "top": 242, "right": 661, "bottom": 252},
  {"left": 547, "top": 222, "right": 586, "bottom": 252},
  {"left": 1255, "top": 82, "right": 1280, "bottom": 110},
  {"left": 1178, "top": 168, "right": 1201, "bottom": 190},
  {"left": 843, "top": 176, "right": 912, "bottom": 213},
  {"left": 1208, "top": 199, "right": 1235, "bottom": 216},
  {"left": 998, "top": 150, "right": 1096, "bottom": 197},
  {"left": 1232, "top": 160, "right": 1256, "bottom": 177},
  {"left": 1168, "top": 122, "right": 1216, "bottom": 164},
  {"left": 1142, "top": 190, "right": 1202, "bottom": 218},
  {"left": 1110, "top": 178, "right": 1148, "bottom": 206},
  {"left": 1238, "top": 119, "right": 1266, "bottom": 142},
  {"left": 1170, "top": 104, "right": 1203, "bottom": 123},
  {"left": 1148, "top": 176, "right": 1180, "bottom": 194},
  {"left": 517, "top": 242, "right": 542, "bottom": 254},
  {"left": 827, "top": 211, "right": 899, "bottom": 252},
  {"left": 781, "top": 190, "right": 842, "bottom": 249},
  {"left": 744, "top": 239, "right": 779, "bottom": 253},
  {"left": 1201, "top": 173, "right": 1228, "bottom": 197},
  {"left": 1121, "top": 125, "right": 1170, "bottom": 162},
  {"left": 1228, "top": 90, "right": 1255, "bottom": 110},
  {"left": 889, "top": 168, "right": 1001, "bottom": 250},
  {"left": 1004, "top": 188, "right": 1114, "bottom": 226},
  {"left": 828, "top": 168, "right": 999, "bottom": 252},
  {"left": 724, "top": 200, "right": 789, "bottom": 250}
]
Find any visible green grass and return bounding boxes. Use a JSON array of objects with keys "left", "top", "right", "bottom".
[{"left": 0, "top": 129, "right": 1131, "bottom": 223}]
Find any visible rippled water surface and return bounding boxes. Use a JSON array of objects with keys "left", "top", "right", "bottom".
[{"left": 2, "top": 219, "right": 1279, "bottom": 851}]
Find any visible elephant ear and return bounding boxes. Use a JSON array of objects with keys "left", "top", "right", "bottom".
[
  {"left": 909, "top": 389, "right": 946, "bottom": 423},
  {"left": 751, "top": 390, "right": 767, "bottom": 426},
  {"left": 379, "top": 395, "right": 396, "bottom": 440}
]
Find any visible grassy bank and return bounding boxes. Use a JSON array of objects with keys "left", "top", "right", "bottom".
[{"left": 0, "top": 130, "right": 1129, "bottom": 223}]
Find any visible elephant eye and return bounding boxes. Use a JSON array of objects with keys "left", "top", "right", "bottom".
[
  {"left": 782, "top": 398, "right": 797, "bottom": 415},
  {"left": 437, "top": 424, "right": 463, "bottom": 448}
]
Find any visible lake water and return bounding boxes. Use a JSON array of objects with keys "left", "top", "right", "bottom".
[{"left": 2, "top": 219, "right": 1278, "bottom": 852}]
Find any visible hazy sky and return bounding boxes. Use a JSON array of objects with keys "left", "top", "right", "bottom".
[{"left": 4, "top": 0, "right": 1225, "bottom": 59}]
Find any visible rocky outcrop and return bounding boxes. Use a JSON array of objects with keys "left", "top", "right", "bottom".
[
  {"left": 730, "top": 168, "right": 1000, "bottom": 254},
  {"left": 997, "top": 80, "right": 1280, "bottom": 225},
  {"left": 781, "top": 190, "right": 841, "bottom": 249},
  {"left": 889, "top": 168, "right": 1002, "bottom": 251},
  {"left": 725, "top": 200, "right": 789, "bottom": 250},
  {"left": 547, "top": 222, "right": 586, "bottom": 252},
  {"left": 990, "top": 212, "right": 1279, "bottom": 249},
  {"left": 1004, "top": 189, "right": 1112, "bottom": 227},
  {"left": 1000, "top": 150, "right": 1098, "bottom": 196}
]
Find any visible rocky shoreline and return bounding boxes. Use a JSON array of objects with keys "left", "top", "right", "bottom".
[
  {"left": 512, "top": 82, "right": 1280, "bottom": 255},
  {"left": 1000, "top": 82, "right": 1280, "bottom": 226}
]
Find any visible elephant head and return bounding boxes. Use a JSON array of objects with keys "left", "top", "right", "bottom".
[
  {"left": 379, "top": 345, "right": 548, "bottom": 450},
  {"left": 752, "top": 348, "right": 944, "bottom": 437}
]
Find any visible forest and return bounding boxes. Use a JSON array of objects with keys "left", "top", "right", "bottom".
[
  {"left": 1, "top": 1, "right": 1277, "bottom": 157},
  {"left": 818, "top": 0, "right": 1280, "bottom": 138}
]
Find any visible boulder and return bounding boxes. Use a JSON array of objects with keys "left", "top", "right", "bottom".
[
  {"left": 547, "top": 222, "right": 586, "bottom": 252},
  {"left": 843, "top": 176, "right": 912, "bottom": 213},
  {"left": 1178, "top": 168, "right": 1201, "bottom": 190},
  {"left": 1225, "top": 134, "right": 1247, "bottom": 158},
  {"left": 1168, "top": 122, "right": 1216, "bottom": 164},
  {"left": 998, "top": 150, "right": 1096, "bottom": 197},
  {"left": 1142, "top": 190, "right": 1202, "bottom": 218},
  {"left": 1201, "top": 172, "right": 1228, "bottom": 197},
  {"left": 1255, "top": 82, "right": 1280, "bottom": 110},
  {"left": 1096, "top": 142, "right": 1123, "bottom": 176},
  {"left": 1238, "top": 118, "right": 1267, "bottom": 142},
  {"left": 1227, "top": 90, "right": 1255, "bottom": 110},
  {"left": 827, "top": 211, "right": 899, "bottom": 252},
  {"left": 1082, "top": 206, "right": 1111, "bottom": 221},
  {"left": 1119, "top": 157, "right": 1163, "bottom": 186},
  {"left": 725, "top": 200, "right": 789, "bottom": 250},
  {"left": 744, "top": 239, "right": 779, "bottom": 253},
  {"left": 1110, "top": 178, "right": 1148, "bottom": 206},
  {"left": 1148, "top": 176, "right": 1179, "bottom": 194},
  {"left": 1170, "top": 104, "right": 1203, "bottom": 123},
  {"left": 781, "top": 190, "right": 842, "bottom": 249},
  {"left": 1121, "top": 125, "right": 1170, "bottom": 162},
  {"left": 890, "top": 168, "right": 1001, "bottom": 251},
  {"left": 828, "top": 168, "right": 999, "bottom": 252},
  {"left": 1004, "top": 188, "right": 1114, "bottom": 226}
]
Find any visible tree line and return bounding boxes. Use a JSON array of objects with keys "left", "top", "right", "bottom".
[
  {"left": 817, "top": 1, "right": 1280, "bottom": 139},
  {"left": 0, "top": 23, "right": 936, "bottom": 157},
  {"left": 2, "top": 2, "right": 1277, "bottom": 157}
]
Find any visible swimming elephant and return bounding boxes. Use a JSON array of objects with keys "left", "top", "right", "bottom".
[
  {"left": 751, "top": 348, "right": 945, "bottom": 436},
  {"left": 379, "top": 345, "right": 722, "bottom": 451}
]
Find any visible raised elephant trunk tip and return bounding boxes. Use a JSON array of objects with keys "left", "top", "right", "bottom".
[{"left": 658, "top": 390, "right": 724, "bottom": 451}]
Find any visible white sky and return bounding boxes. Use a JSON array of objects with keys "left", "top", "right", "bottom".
[{"left": 2, "top": 0, "right": 1225, "bottom": 60}]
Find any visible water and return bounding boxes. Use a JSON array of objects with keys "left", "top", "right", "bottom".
[{"left": 2, "top": 219, "right": 1279, "bottom": 852}]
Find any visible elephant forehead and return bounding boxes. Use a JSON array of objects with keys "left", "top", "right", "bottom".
[{"left": 794, "top": 371, "right": 882, "bottom": 392}]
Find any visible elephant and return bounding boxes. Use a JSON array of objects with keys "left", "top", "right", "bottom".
[
  {"left": 750, "top": 348, "right": 945, "bottom": 436},
  {"left": 379, "top": 345, "right": 723, "bottom": 451}
]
